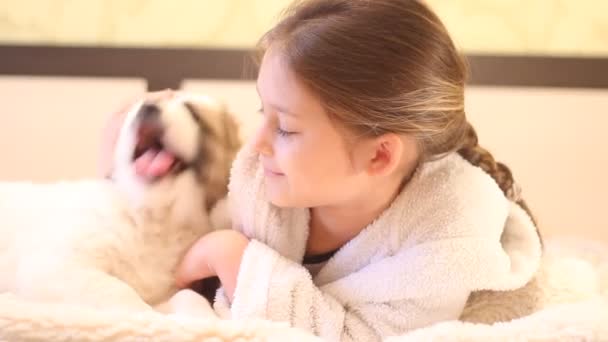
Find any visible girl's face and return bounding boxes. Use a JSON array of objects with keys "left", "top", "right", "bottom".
[{"left": 253, "top": 49, "right": 370, "bottom": 208}]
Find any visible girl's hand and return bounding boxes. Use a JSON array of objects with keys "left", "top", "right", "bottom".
[{"left": 175, "top": 230, "right": 249, "bottom": 302}]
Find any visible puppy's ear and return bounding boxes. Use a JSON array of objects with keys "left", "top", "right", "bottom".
[
  {"left": 183, "top": 101, "right": 213, "bottom": 135},
  {"left": 201, "top": 105, "right": 242, "bottom": 212}
]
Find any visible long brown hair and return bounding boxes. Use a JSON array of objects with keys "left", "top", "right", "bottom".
[{"left": 254, "top": 0, "right": 537, "bottom": 225}]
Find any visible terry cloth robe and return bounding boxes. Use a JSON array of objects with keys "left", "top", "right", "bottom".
[{"left": 213, "top": 144, "right": 543, "bottom": 341}]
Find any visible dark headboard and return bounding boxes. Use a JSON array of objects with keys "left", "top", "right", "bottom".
[{"left": 1, "top": 44, "right": 607, "bottom": 90}]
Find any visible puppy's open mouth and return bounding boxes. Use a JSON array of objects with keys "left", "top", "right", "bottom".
[{"left": 132, "top": 120, "right": 185, "bottom": 180}]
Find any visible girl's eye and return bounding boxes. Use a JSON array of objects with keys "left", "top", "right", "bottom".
[
  {"left": 257, "top": 106, "right": 296, "bottom": 137},
  {"left": 277, "top": 127, "right": 295, "bottom": 137}
]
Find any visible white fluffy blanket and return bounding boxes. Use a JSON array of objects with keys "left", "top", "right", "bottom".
[{"left": 0, "top": 237, "right": 606, "bottom": 341}]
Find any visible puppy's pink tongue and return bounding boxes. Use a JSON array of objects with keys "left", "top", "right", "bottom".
[{"left": 134, "top": 150, "right": 176, "bottom": 179}]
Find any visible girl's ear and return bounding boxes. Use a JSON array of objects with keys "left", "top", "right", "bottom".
[
  {"left": 367, "top": 133, "right": 404, "bottom": 177},
  {"left": 351, "top": 133, "right": 420, "bottom": 179}
]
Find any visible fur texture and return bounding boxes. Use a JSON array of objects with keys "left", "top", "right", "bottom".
[
  {"left": 0, "top": 93, "right": 240, "bottom": 312},
  {"left": 0, "top": 239, "right": 604, "bottom": 341}
]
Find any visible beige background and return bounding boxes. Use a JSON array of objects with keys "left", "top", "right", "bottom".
[
  {"left": 0, "top": 0, "right": 607, "bottom": 56},
  {"left": 0, "top": 76, "right": 606, "bottom": 243}
]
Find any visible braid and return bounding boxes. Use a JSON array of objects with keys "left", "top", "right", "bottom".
[{"left": 457, "top": 122, "right": 539, "bottom": 230}]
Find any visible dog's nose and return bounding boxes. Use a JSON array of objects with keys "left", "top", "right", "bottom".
[{"left": 139, "top": 103, "right": 160, "bottom": 122}]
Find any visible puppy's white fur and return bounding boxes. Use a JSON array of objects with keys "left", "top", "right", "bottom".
[{"left": 0, "top": 94, "right": 239, "bottom": 312}]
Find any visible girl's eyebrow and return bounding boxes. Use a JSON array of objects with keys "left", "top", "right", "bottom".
[{"left": 256, "top": 84, "right": 299, "bottom": 118}]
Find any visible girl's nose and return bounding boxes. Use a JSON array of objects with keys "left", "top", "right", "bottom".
[{"left": 252, "top": 121, "right": 273, "bottom": 156}]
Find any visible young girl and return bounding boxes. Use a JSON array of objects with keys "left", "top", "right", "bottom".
[{"left": 104, "top": 0, "right": 542, "bottom": 340}]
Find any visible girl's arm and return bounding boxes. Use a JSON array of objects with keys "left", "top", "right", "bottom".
[
  {"left": 175, "top": 229, "right": 248, "bottom": 301},
  {"left": 176, "top": 232, "right": 475, "bottom": 341}
]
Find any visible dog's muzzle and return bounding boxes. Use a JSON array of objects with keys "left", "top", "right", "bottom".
[{"left": 132, "top": 103, "right": 187, "bottom": 180}]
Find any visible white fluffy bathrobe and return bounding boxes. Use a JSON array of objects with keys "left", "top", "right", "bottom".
[{"left": 213, "top": 145, "right": 543, "bottom": 341}]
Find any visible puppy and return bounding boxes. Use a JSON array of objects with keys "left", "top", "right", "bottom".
[{"left": 0, "top": 94, "right": 240, "bottom": 312}]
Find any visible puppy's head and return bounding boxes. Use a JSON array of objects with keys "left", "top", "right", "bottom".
[{"left": 112, "top": 93, "right": 241, "bottom": 213}]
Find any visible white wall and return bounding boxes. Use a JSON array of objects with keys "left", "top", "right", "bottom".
[
  {"left": 1, "top": 76, "right": 606, "bottom": 242},
  {"left": 0, "top": 76, "right": 146, "bottom": 181},
  {"left": 465, "top": 86, "right": 608, "bottom": 242}
]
